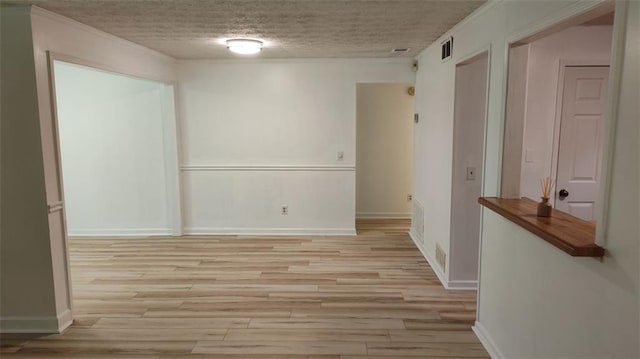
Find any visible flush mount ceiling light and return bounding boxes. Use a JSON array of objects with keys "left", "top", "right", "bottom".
[{"left": 226, "top": 39, "right": 263, "bottom": 55}]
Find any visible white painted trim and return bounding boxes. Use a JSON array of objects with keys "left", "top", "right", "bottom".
[
  {"left": 67, "top": 228, "right": 172, "bottom": 237},
  {"left": 1, "top": 309, "right": 71, "bottom": 334},
  {"left": 45, "top": 51, "right": 75, "bottom": 324},
  {"left": 48, "top": 52, "right": 175, "bottom": 86},
  {"left": 596, "top": 0, "right": 628, "bottom": 247},
  {"left": 31, "top": 6, "right": 174, "bottom": 63},
  {"left": 183, "top": 228, "right": 357, "bottom": 236},
  {"left": 56, "top": 309, "right": 73, "bottom": 333},
  {"left": 506, "top": 1, "right": 612, "bottom": 45},
  {"left": 476, "top": 208, "right": 487, "bottom": 322},
  {"left": 448, "top": 46, "right": 490, "bottom": 293},
  {"left": 473, "top": 321, "right": 505, "bottom": 359},
  {"left": 409, "top": 227, "right": 422, "bottom": 242},
  {"left": 457, "top": 45, "right": 491, "bottom": 68},
  {"left": 408, "top": 231, "right": 476, "bottom": 291},
  {"left": 447, "top": 280, "right": 478, "bottom": 290},
  {"left": 181, "top": 165, "right": 356, "bottom": 172},
  {"left": 47, "top": 201, "right": 64, "bottom": 213},
  {"left": 356, "top": 212, "right": 411, "bottom": 219},
  {"left": 161, "top": 84, "right": 183, "bottom": 236},
  {"left": 409, "top": 231, "right": 448, "bottom": 288}
]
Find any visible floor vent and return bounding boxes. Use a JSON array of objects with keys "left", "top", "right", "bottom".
[{"left": 435, "top": 243, "right": 446, "bottom": 272}]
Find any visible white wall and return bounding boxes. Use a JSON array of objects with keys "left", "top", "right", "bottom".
[
  {"left": 412, "top": 0, "right": 638, "bottom": 357},
  {"left": 520, "top": 25, "right": 613, "bottom": 200},
  {"left": 178, "top": 59, "right": 415, "bottom": 235},
  {"left": 54, "top": 61, "right": 172, "bottom": 236},
  {"left": 0, "top": 5, "right": 178, "bottom": 333},
  {"left": 356, "top": 83, "right": 414, "bottom": 219},
  {"left": 449, "top": 53, "right": 488, "bottom": 285},
  {"left": 1, "top": 6, "right": 57, "bottom": 333}
]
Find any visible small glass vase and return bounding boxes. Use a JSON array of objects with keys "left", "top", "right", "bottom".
[{"left": 537, "top": 197, "right": 552, "bottom": 217}]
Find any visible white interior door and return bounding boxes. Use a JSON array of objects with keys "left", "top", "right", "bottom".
[{"left": 555, "top": 66, "right": 609, "bottom": 221}]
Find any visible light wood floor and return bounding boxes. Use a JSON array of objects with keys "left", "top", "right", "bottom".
[{"left": 1, "top": 220, "right": 488, "bottom": 358}]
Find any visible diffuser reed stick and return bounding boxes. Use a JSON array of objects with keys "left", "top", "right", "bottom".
[
  {"left": 537, "top": 176, "right": 554, "bottom": 217},
  {"left": 539, "top": 177, "right": 554, "bottom": 199}
]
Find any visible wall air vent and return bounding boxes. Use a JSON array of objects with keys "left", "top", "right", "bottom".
[
  {"left": 391, "top": 48, "right": 411, "bottom": 54},
  {"left": 441, "top": 36, "right": 453, "bottom": 62},
  {"left": 435, "top": 243, "right": 446, "bottom": 272},
  {"left": 412, "top": 200, "right": 424, "bottom": 241}
]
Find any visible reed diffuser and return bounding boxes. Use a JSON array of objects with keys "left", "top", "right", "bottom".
[{"left": 537, "top": 176, "right": 554, "bottom": 217}]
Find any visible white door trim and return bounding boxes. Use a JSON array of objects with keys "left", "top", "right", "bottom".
[
  {"left": 595, "top": 0, "right": 629, "bottom": 246},
  {"left": 448, "top": 47, "right": 491, "bottom": 289},
  {"left": 44, "top": 52, "right": 74, "bottom": 329}
]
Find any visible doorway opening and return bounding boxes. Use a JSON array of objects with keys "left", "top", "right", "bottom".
[
  {"left": 52, "top": 60, "right": 181, "bottom": 237},
  {"left": 50, "top": 59, "right": 182, "bottom": 322},
  {"left": 501, "top": 6, "right": 615, "bottom": 222},
  {"left": 449, "top": 51, "right": 489, "bottom": 287},
  {"left": 355, "top": 83, "right": 415, "bottom": 234}
]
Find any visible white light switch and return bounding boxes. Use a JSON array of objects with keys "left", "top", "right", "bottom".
[
  {"left": 466, "top": 167, "right": 476, "bottom": 180},
  {"left": 337, "top": 151, "right": 344, "bottom": 161}
]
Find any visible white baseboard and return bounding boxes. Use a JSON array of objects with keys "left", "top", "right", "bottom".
[
  {"left": 408, "top": 230, "right": 449, "bottom": 288},
  {"left": 409, "top": 227, "right": 423, "bottom": 243},
  {"left": 408, "top": 231, "right": 477, "bottom": 291},
  {"left": 184, "top": 227, "right": 357, "bottom": 236},
  {"left": 67, "top": 228, "right": 172, "bottom": 237},
  {"left": 473, "top": 321, "right": 504, "bottom": 359},
  {"left": 356, "top": 212, "right": 411, "bottom": 219},
  {"left": 1, "top": 309, "right": 72, "bottom": 334},
  {"left": 447, "top": 279, "right": 478, "bottom": 289}
]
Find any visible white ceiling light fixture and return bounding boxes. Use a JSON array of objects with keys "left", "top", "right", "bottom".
[{"left": 226, "top": 39, "right": 263, "bottom": 55}]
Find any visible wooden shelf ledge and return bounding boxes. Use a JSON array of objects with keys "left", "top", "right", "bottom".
[{"left": 478, "top": 197, "right": 604, "bottom": 257}]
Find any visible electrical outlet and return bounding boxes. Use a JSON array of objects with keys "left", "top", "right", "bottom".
[
  {"left": 281, "top": 205, "right": 288, "bottom": 215},
  {"left": 466, "top": 166, "right": 476, "bottom": 180},
  {"left": 337, "top": 151, "right": 344, "bottom": 161},
  {"left": 407, "top": 194, "right": 412, "bottom": 201}
]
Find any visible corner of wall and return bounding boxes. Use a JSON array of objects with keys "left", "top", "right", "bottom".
[
  {"left": 408, "top": 230, "right": 476, "bottom": 290},
  {"left": 0, "top": 309, "right": 71, "bottom": 334},
  {"left": 472, "top": 321, "right": 504, "bottom": 359}
]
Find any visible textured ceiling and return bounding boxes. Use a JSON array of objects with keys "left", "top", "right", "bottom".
[{"left": 2, "top": 0, "right": 486, "bottom": 59}]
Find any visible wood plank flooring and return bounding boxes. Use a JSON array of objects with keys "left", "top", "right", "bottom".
[{"left": 1, "top": 220, "right": 488, "bottom": 358}]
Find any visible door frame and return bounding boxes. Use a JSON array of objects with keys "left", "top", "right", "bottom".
[
  {"left": 550, "top": 59, "right": 610, "bottom": 207},
  {"left": 47, "top": 51, "right": 184, "bottom": 237},
  {"left": 46, "top": 51, "right": 183, "bottom": 325},
  {"left": 448, "top": 45, "right": 491, "bottom": 290}
]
